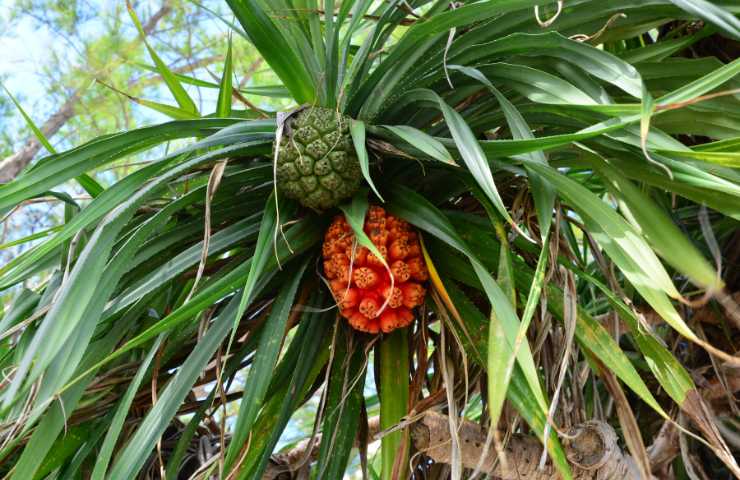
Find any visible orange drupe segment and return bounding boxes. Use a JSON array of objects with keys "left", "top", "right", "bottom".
[{"left": 323, "top": 206, "right": 429, "bottom": 334}]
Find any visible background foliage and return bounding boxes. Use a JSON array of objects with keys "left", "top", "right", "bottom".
[{"left": 1, "top": 1, "right": 739, "bottom": 479}]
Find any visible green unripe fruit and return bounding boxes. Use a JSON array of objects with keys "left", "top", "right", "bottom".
[{"left": 274, "top": 107, "right": 361, "bottom": 211}]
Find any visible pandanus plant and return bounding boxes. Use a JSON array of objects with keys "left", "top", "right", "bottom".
[{"left": 1, "top": 1, "right": 739, "bottom": 479}]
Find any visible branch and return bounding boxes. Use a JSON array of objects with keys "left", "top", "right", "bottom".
[
  {"left": 0, "top": 2, "right": 172, "bottom": 183},
  {"left": 142, "top": 2, "right": 172, "bottom": 33},
  {"left": 129, "top": 54, "right": 224, "bottom": 89},
  {"left": 0, "top": 90, "right": 82, "bottom": 182}
]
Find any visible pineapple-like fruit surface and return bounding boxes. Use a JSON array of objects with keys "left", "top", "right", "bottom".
[
  {"left": 275, "top": 106, "right": 361, "bottom": 211},
  {"left": 323, "top": 206, "right": 428, "bottom": 334}
]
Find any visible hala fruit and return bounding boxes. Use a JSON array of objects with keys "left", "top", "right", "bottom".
[
  {"left": 323, "top": 206, "right": 429, "bottom": 333},
  {"left": 275, "top": 106, "right": 362, "bottom": 211}
]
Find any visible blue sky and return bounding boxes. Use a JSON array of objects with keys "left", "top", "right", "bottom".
[
  {"left": 0, "top": 1, "right": 176, "bottom": 127},
  {"left": 0, "top": 2, "right": 53, "bottom": 91},
  {"left": 0, "top": 1, "right": 274, "bottom": 259},
  {"left": 0, "top": 0, "right": 173, "bottom": 262},
  {"left": 0, "top": 0, "right": 109, "bottom": 95},
  {"left": 0, "top": 2, "right": 55, "bottom": 119},
  {"left": 1, "top": 1, "right": 89, "bottom": 137}
]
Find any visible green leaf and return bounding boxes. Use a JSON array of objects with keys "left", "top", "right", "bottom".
[
  {"left": 0, "top": 143, "right": 271, "bottom": 290},
  {"left": 3, "top": 201, "right": 139, "bottom": 408},
  {"left": 314, "top": 325, "right": 368, "bottom": 479},
  {"left": 105, "top": 213, "right": 262, "bottom": 316},
  {"left": 33, "top": 422, "right": 95, "bottom": 480},
  {"left": 383, "top": 125, "right": 456, "bottom": 165},
  {"left": 386, "top": 186, "right": 550, "bottom": 421},
  {"left": 8, "top": 312, "right": 134, "bottom": 480},
  {"left": 131, "top": 97, "right": 200, "bottom": 120},
  {"left": 339, "top": 192, "right": 387, "bottom": 270},
  {"left": 596, "top": 153, "right": 740, "bottom": 220},
  {"left": 379, "top": 329, "right": 409, "bottom": 480},
  {"left": 0, "top": 161, "right": 167, "bottom": 285},
  {"left": 215, "top": 192, "right": 293, "bottom": 404},
  {"left": 0, "top": 118, "right": 248, "bottom": 211},
  {"left": 166, "top": 331, "right": 263, "bottom": 480},
  {"left": 350, "top": 120, "right": 384, "bottom": 202},
  {"left": 619, "top": 28, "right": 713, "bottom": 63},
  {"left": 573, "top": 269, "right": 695, "bottom": 404},
  {"left": 657, "top": 57, "right": 740, "bottom": 106},
  {"left": 525, "top": 163, "right": 707, "bottom": 348},
  {"left": 164, "top": 389, "right": 217, "bottom": 480},
  {"left": 90, "top": 335, "right": 164, "bottom": 480},
  {"left": 336, "top": 0, "right": 373, "bottom": 110},
  {"left": 217, "top": 35, "right": 234, "bottom": 117},
  {"left": 502, "top": 242, "right": 675, "bottom": 418},
  {"left": 2, "top": 84, "right": 56, "bottom": 154},
  {"left": 59, "top": 218, "right": 321, "bottom": 399},
  {"left": 489, "top": 231, "right": 549, "bottom": 429},
  {"left": 236, "top": 297, "right": 332, "bottom": 479},
  {"left": 693, "top": 136, "right": 740, "bottom": 152},
  {"left": 227, "top": 0, "right": 316, "bottom": 104},
  {"left": 475, "top": 63, "right": 597, "bottom": 106},
  {"left": 76, "top": 173, "right": 104, "bottom": 197},
  {"left": 223, "top": 260, "right": 308, "bottom": 471},
  {"left": 1, "top": 83, "right": 103, "bottom": 197},
  {"left": 405, "top": 89, "right": 521, "bottom": 234},
  {"left": 0, "top": 288, "right": 40, "bottom": 336},
  {"left": 668, "top": 0, "right": 740, "bottom": 40},
  {"left": 97, "top": 79, "right": 200, "bottom": 120},
  {"left": 228, "top": 192, "right": 288, "bottom": 347},
  {"left": 187, "top": 0, "right": 250, "bottom": 40},
  {"left": 56, "top": 420, "right": 110, "bottom": 480},
  {"left": 494, "top": 222, "right": 516, "bottom": 308},
  {"left": 106, "top": 293, "right": 242, "bottom": 479},
  {"left": 656, "top": 149, "right": 740, "bottom": 168},
  {"left": 451, "top": 65, "right": 555, "bottom": 238},
  {"left": 541, "top": 278, "right": 668, "bottom": 418},
  {"left": 439, "top": 279, "right": 571, "bottom": 479},
  {"left": 454, "top": 32, "right": 644, "bottom": 98},
  {"left": 134, "top": 63, "right": 291, "bottom": 97},
  {"left": 2, "top": 143, "right": 264, "bottom": 409},
  {"left": 127, "top": 1, "right": 198, "bottom": 114},
  {"left": 587, "top": 154, "right": 720, "bottom": 291},
  {"left": 237, "top": 85, "right": 292, "bottom": 98},
  {"left": 323, "top": 0, "right": 340, "bottom": 106},
  {"left": 352, "top": 0, "right": 546, "bottom": 117}
]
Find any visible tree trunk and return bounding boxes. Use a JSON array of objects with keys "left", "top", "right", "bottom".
[
  {"left": 412, "top": 411, "right": 640, "bottom": 480},
  {"left": 259, "top": 411, "right": 640, "bottom": 480}
]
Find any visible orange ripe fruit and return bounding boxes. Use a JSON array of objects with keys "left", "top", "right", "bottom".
[{"left": 322, "top": 208, "right": 429, "bottom": 334}]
